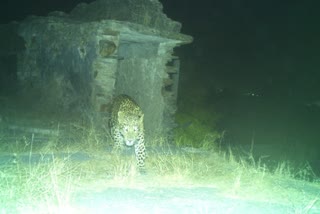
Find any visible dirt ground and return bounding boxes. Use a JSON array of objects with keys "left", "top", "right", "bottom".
[{"left": 71, "top": 186, "right": 318, "bottom": 214}]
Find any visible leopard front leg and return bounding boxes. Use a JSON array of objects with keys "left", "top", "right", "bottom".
[
  {"left": 112, "top": 127, "right": 123, "bottom": 151},
  {"left": 134, "top": 138, "right": 146, "bottom": 171}
]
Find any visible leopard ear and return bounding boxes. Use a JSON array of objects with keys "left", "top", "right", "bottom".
[
  {"left": 118, "top": 111, "right": 124, "bottom": 120},
  {"left": 139, "top": 114, "right": 144, "bottom": 122}
]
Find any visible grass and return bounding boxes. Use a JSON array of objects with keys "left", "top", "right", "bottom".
[
  {"left": 0, "top": 153, "right": 77, "bottom": 212},
  {"left": 0, "top": 110, "right": 319, "bottom": 213}
]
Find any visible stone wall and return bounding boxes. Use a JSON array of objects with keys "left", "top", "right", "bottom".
[{"left": 0, "top": 0, "right": 193, "bottom": 141}]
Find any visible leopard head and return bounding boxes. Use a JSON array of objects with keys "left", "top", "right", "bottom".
[{"left": 117, "top": 111, "right": 144, "bottom": 146}]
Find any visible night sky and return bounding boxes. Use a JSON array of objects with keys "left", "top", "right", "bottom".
[{"left": 1, "top": 0, "right": 320, "bottom": 166}]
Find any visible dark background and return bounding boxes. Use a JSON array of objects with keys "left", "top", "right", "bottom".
[
  {"left": 1, "top": 0, "right": 319, "bottom": 99},
  {"left": 1, "top": 0, "right": 320, "bottom": 170}
]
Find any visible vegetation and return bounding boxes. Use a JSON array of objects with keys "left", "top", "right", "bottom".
[{"left": 0, "top": 107, "right": 319, "bottom": 212}]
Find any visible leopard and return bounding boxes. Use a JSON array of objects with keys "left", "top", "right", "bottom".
[{"left": 109, "top": 94, "right": 146, "bottom": 171}]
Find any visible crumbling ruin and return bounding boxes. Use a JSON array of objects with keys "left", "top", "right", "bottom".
[{"left": 0, "top": 0, "right": 192, "bottom": 140}]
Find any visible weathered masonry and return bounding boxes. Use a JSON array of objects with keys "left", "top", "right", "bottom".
[{"left": 0, "top": 0, "right": 192, "bottom": 140}]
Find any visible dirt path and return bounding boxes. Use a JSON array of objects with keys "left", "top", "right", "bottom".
[{"left": 72, "top": 186, "right": 318, "bottom": 213}]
